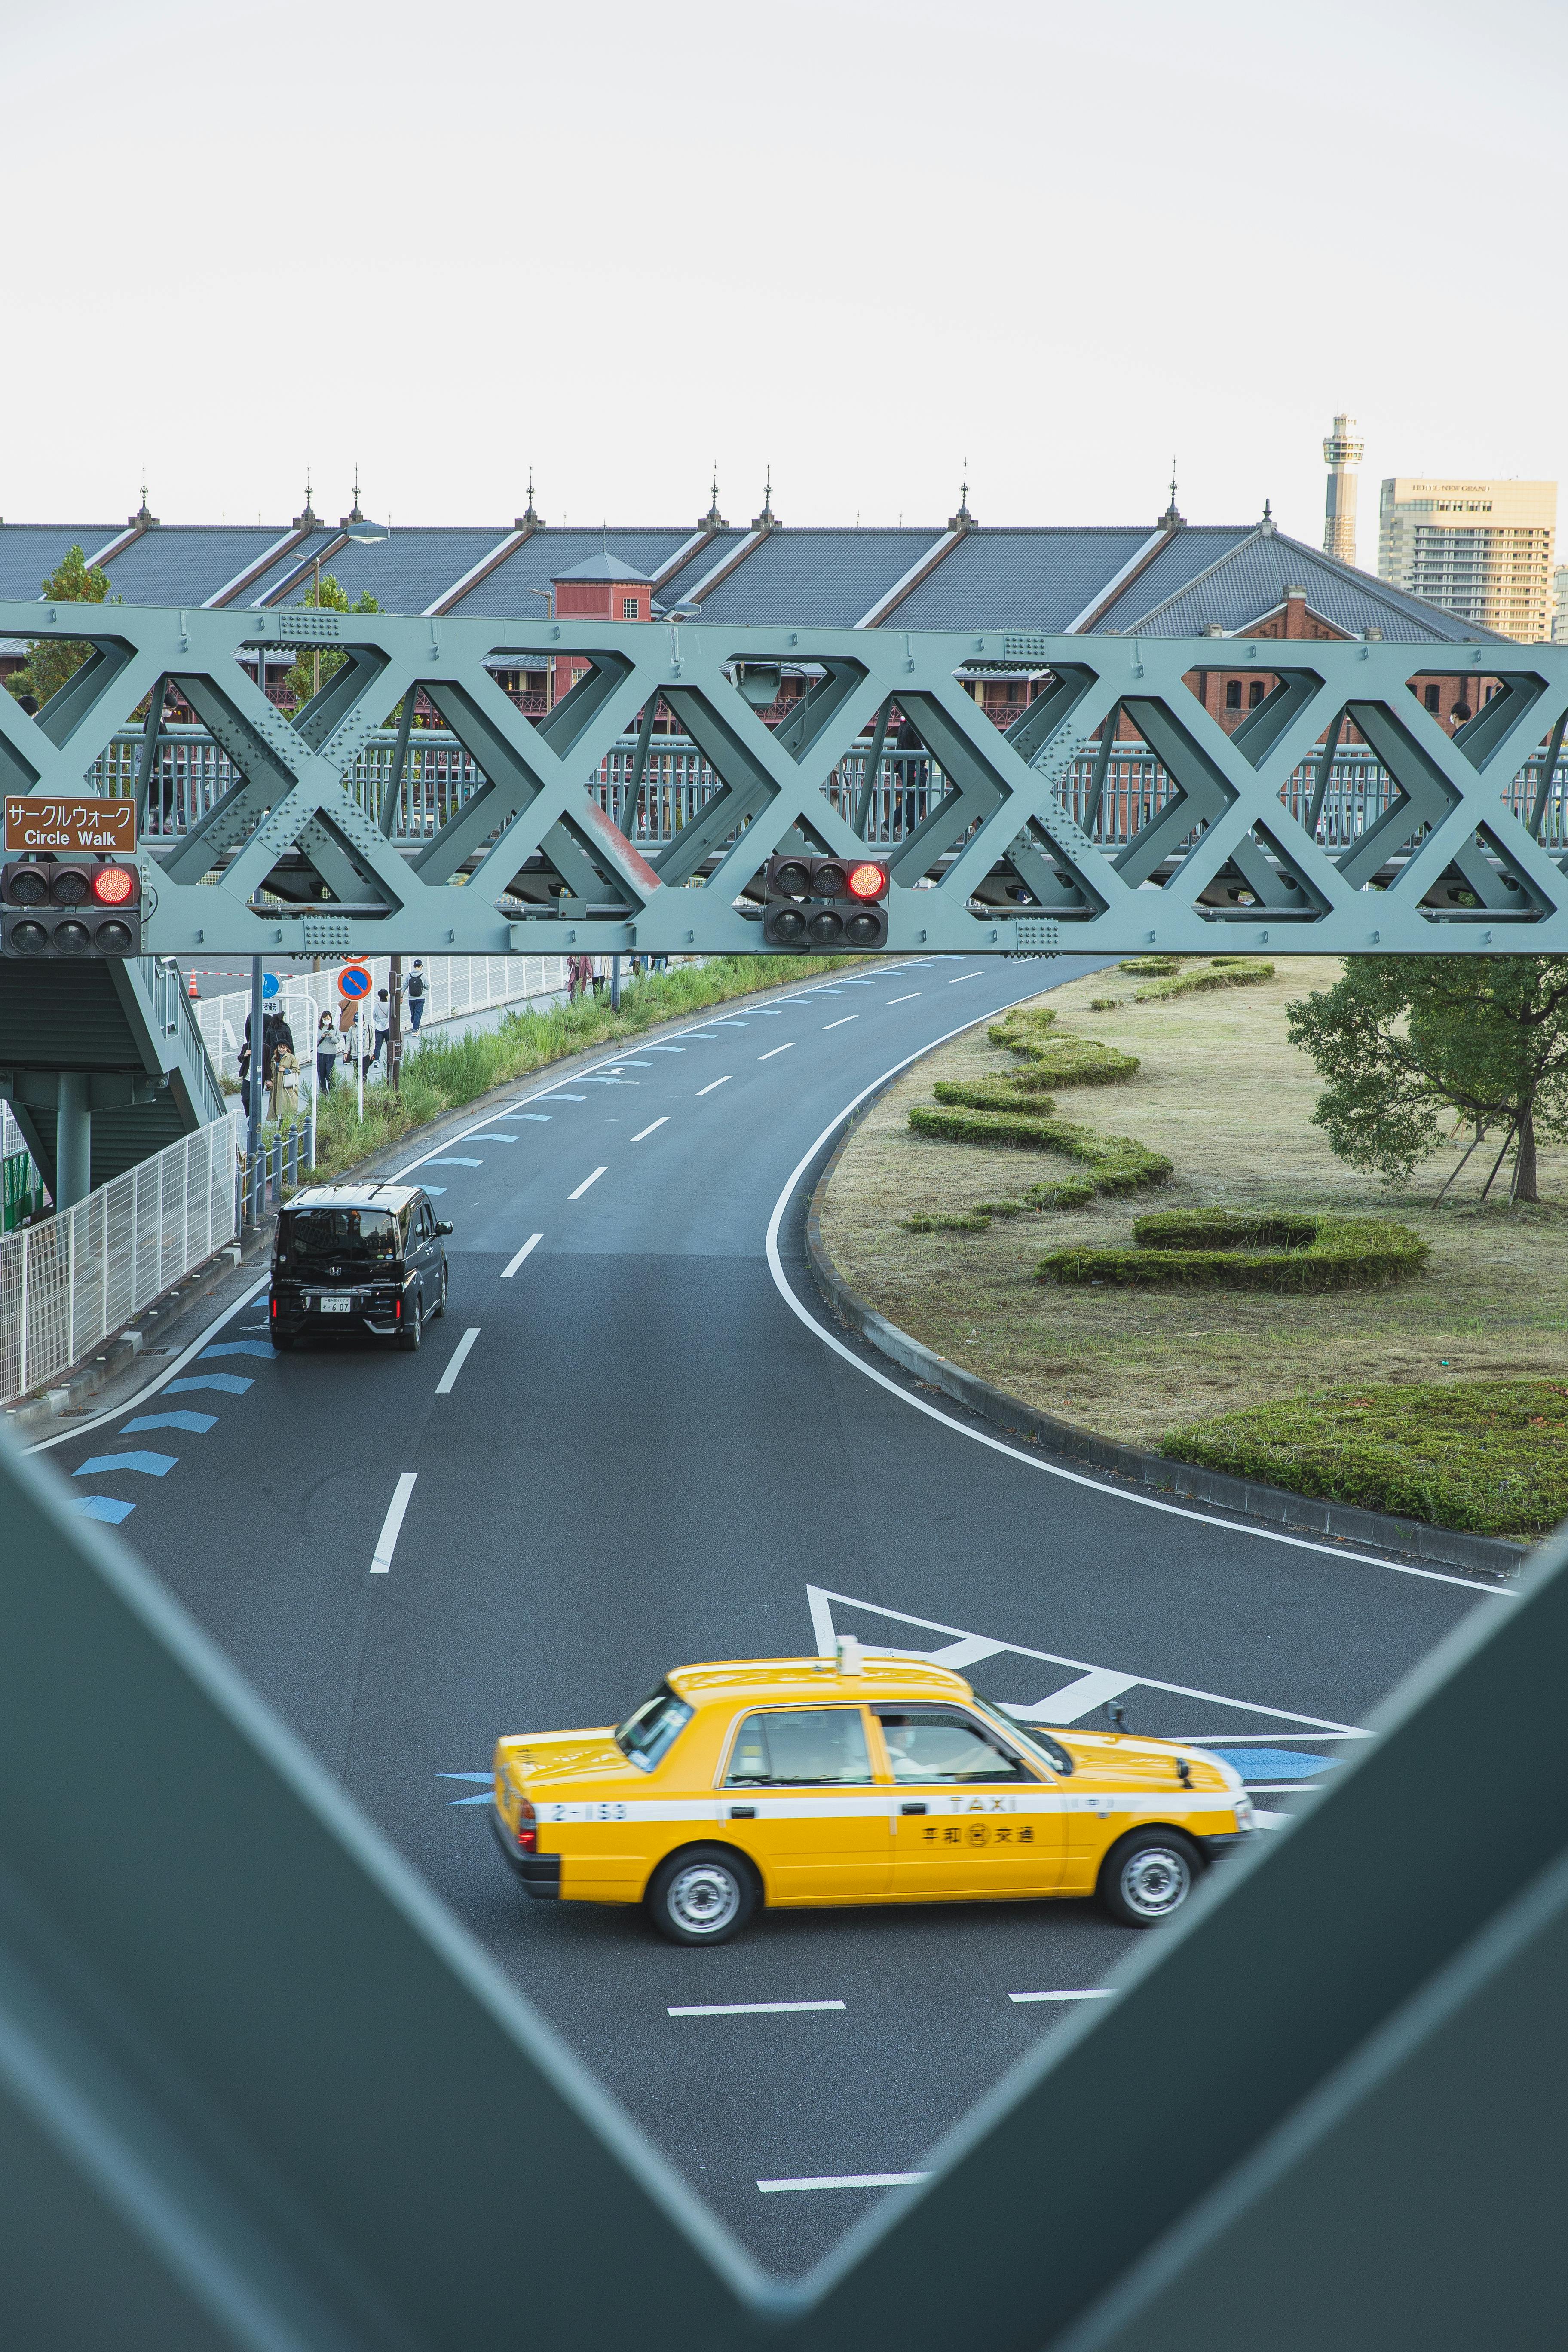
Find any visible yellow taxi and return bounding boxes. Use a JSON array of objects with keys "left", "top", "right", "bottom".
[{"left": 490, "top": 1642, "right": 1254, "bottom": 1943}]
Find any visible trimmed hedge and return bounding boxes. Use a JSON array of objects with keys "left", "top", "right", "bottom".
[
  {"left": 1118, "top": 955, "right": 1181, "bottom": 976},
  {"left": 1038, "top": 1207, "right": 1428, "bottom": 1291},
  {"left": 1130, "top": 958, "right": 1274, "bottom": 1004},
  {"left": 985, "top": 1008, "right": 1139, "bottom": 1087},
  {"left": 908, "top": 1102, "right": 1171, "bottom": 1208},
  {"left": 1161, "top": 1378, "right": 1568, "bottom": 1537},
  {"left": 934, "top": 1079, "right": 1057, "bottom": 1114}
]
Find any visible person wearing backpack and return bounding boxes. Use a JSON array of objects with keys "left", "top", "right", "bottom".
[{"left": 407, "top": 959, "right": 427, "bottom": 1032}]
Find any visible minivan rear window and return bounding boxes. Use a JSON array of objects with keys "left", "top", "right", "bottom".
[{"left": 279, "top": 1208, "right": 399, "bottom": 1268}]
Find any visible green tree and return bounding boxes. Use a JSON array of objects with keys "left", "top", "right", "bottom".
[
  {"left": 1286, "top": 956, "right": 1568, "bottom": 1203},
  {"left": 282, "top": 575, "right": 383, "bottom": 707},
  {"left": 5, "top": 545, "right": 117, "bottom": 707}
]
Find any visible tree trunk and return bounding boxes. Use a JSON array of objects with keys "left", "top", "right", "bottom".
[{"left": 1514, "top": 1104, "right": 1538, "bottom": 1201}]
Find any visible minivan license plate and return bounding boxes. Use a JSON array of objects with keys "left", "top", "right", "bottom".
[{"left": 318, "top": 1295, "right": 352, "bottom": 1314}]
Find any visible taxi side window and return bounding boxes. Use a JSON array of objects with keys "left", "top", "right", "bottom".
[
  {"left": 874, "top": 1708, "right": 1032, "bottom": 1784},
  {"left": 724, "top": 1709, "right": 873, "bottom": 1787}
]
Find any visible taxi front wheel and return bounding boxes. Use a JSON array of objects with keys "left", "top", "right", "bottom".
[
  {"left": 1099, "top": 1828, "right": 1200, "bottom": 1929},
  {"left": 646, "top": 1847, "right": 760, "bottom": 1946}
]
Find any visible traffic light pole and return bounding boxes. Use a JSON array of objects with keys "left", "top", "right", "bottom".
[{"left": 248, "top": 954, "right": 264, "bottom": 1173}]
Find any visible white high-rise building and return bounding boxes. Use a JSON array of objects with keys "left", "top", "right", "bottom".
[
  {"left": 1378, "top": 478, "right": 1557, "bottom": 643},
  {"left": 1322, "top": 413, "right": 1364, "bottom": 565}
]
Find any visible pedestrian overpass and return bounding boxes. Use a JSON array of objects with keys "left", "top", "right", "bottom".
[{"left": 4, "top": 599, "right": 1568, "bottom": 963}]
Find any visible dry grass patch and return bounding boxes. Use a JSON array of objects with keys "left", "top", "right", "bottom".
[{"left": 820, "top": 958, "right": 1568, "bottom": 1505}]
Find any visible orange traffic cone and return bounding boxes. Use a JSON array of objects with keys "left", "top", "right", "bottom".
[{"left": 187, "top": 972, "right": 199, "bottom": 998}]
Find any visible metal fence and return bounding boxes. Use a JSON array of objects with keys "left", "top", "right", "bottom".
[
  {"left": 89, "top": 724, "right": 1568, "bottom": 862},
  {"left": 0, "top": 1111, "right": 243, "bottom": 1405}
]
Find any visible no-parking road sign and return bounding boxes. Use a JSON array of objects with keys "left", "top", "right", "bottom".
[{"left": 337, "top": 962, "right": 372, "bottom": 1002}]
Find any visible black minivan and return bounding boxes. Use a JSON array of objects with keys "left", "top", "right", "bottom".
[{"left": 270, "top": 1183, "right": 452, "bottom": 1353}]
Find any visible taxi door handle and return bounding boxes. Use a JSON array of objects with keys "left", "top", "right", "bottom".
[
  {"left": 729, "top": 1805, "right": 756, "bottom": 1820},
  {"left": 900, "top": 1802, "right": 928, "bottom": 1815}
]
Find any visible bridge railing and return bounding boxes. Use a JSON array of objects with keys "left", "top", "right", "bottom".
[
  {"left": 91, "top": 726, "right": 1568, "bottom": 861},
  {"left": 0, "top": 1110, "right": 244, "bottom": 1407}
]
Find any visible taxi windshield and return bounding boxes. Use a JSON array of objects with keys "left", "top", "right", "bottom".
[
  {"left": 971, "top": 1697, "right": 1075, "bottom": 1777},
  {"left": 614, "top": 1682, "right": 695, "bottom": 1773},
  {"left": 279, "top": 1207, "right": 399, "bottom": 1270}
]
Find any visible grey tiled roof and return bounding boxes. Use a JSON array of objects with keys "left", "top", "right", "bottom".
[
  {"left": 649, "top": 530, "right": 750, "bottom": 610},
  {"left": 240, "top": 529, "right": 339, "bottom": 607},
  {"left": 457, "top": 528, "right": 697, "bottom": 619},
  {"left": 695, "top": 528, "right": 940, "bottom": 628},
  {"left": 274, "top": 527, "right": 510, "bottom": 616},
  {"left": 101, "top": 527, "right": 283, "bottom": 606},
  {"left": 891, "top": 527, "right": 1158, "bottom": 632},
  {"left": 1091, "top": 528, "right": 1255, "bottom": 631},
  {"left": 1106, "top": 524, "right": 1508, "bottom": 644},
  {"left": 0, "top": 526, "right": 119, "bottom": 600}
]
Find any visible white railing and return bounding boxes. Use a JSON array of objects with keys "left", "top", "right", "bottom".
[
  {"left": 1, "top": 1112, "right": 244, "bottom": 1406},
  {"left": 193, "top": 954, "right": 570, "bottom": 1083}
]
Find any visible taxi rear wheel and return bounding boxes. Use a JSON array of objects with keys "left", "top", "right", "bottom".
[
  {"left": 646, "top": 1846, "right": 759, "bottom": 1946},
  {"left": 1099, "top": 1828, "right": 1200, "bottom": 1928}
]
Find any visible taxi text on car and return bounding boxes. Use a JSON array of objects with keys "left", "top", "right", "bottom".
[{"left": 490, "top": 1642, "right": 1255, "bottom": 1942}]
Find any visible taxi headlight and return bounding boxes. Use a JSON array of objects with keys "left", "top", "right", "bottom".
[{"left": 1234, "top": 1794, "right": 1256, "bottom": 1830}]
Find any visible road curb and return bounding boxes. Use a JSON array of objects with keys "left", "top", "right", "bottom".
[{"left": 803, "top": 1060, "right": 1527, "bottom": 1585}]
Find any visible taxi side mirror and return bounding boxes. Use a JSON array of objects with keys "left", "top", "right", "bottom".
[{"left": 435, "top": 1220, "right": 453, "bottom": 1236}]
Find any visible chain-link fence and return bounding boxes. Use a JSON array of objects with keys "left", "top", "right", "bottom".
[{"left": 0, "top": 1112, "right": 243, "bottom": 1406}]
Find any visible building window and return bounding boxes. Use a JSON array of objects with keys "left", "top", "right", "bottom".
[
  {"left": 1424, "top": 683, "right": 1441, "bottom": 712},
  {"left": 622, "top": 597, "right": 640, "bottom": 619},
  {"left": 1248, "top": 680, "right": 1265, "bottom": 709},
  {"left": 1225, "top": 680, "right": 1242, "bottom": 710}
]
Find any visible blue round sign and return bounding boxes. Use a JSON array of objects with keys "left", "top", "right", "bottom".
[
  {"left": 261, "top": 971, "right": 280, "bottom": 1000},
  {"left": 338, "top": 963, "right": 372, "bottom": 1001}
]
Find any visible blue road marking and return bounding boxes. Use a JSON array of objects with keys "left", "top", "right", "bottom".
[
  {"left": 70, "top": 1496, "right": 136, "bottom": 1524},
  {"left": 466, "top": 1132, "right": 518, "bottom": 1141},
  {"left": 1208, "top": 1748, "right": 1341, "bottom": 1782},
  {"left": 424, "top": 1156, "right": 484, "bottom": 1167},
  {"left": 200, "top": 1342, "right": 274, "bottom": 1361},
  {"left": 606, "top": 1060, "right": 655, "bottom": 1067},
  {"left": 579, "top": 1076, "right": 629, "bottom": 1086},
  {"left": 123, "top": 1412, "right": 218, "bottom": 1436},
  {"left": 439, "top": 1771, "right": 494, "bottom": 1807},
  {"left": 642, "top": 1046, "right": 684, "bottom": 1053},
  {"left": 167, "top": 1374, "right": 252, "bottom": 1396},
  {"left": 74, "top": 1452, "right": 178, "bottom": 1479},
  {"left": 539, "top": 1092, "right": 587, "bottom": 1101},
  {"left": 514, "top": 1116, "right": 552, "bottom": 1123}
]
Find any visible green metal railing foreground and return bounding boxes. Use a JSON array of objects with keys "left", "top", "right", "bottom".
[
  {"left": 7, "top": 599, "right": 1568, "bottom": 957},
  {"left": 0, "top": 1420, "right": 1561, "bottom": 2349}
]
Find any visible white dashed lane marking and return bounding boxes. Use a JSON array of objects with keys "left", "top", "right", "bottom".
[
  {"left": 632, "top": 1118, "right": 669, "bottom": 1140},
  {"left": 822, "top": 1017, "right": 857, "bottom": 1030},
  {"left": 435, "top": 1328, "right": 481, "bottom": 1395},
  {"left": 696, "top": 1077, "right": 732, "bottom": 1096},
  {"left": 887, "top": 993, "right": 921, "bottom": 1004},
  {"left": 568, "top": 1167, "right": 607, "bottom": 1200},
  {"left": 501, "top": 1236, "right": 542, "bottom": 1277},
  {"left": 370, "top": 1473, "right": 418, "bottom": 1574},
  {"left": 758, "top": 2172, "right": 928, "bottom": 2195},
  {"left": 1009, "top": 1990, "right": 1115, "bottom": 2005},
  {"left": 759, "top": 1043, "right": 796, "bottom": 1060},
  {"left": 669, "top": 2000, "right": 846, "bottom": 2018}
]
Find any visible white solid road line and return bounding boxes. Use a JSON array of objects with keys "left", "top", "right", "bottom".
[
  {"left": 631, "top": 1118, "right": 669, "bottom": 1140},
  {"left": 887, "top": 993, "right": 921, "bottom": 1004},
  {"left": 1009, "top": 1989, "right": 1116, "bottom": 2005},
  {"left": 822, "top": 1016, "right": 857, "bottom": 1029},
  {"left": 696, "top": 1076, "right": 732, "bottom": 1096},
  {"left": 370, "top": 1473, "right": 418, "bottom": 1574},
  {"left": 758, "top": 1042, "right": 796, "bottom": 1060},
  {"left": 435, "top": 1327, "right": 481, "bottom": 1395},
  {"left": 668, "top": 2000, "right": 846, "bottom": 2017},
  {"left": 758, "top": 2172, "right": 928, "bottom": 2194},
  {"left": 501, "top": 1235, "right": 543, "bottom": 1277},
  {"left": 763, "top": 1029, "right": 1513, "bottom": 1595},
  {"left": 568, "top": 1167, "right": 608, "bottom": 1199},
  {"left": 27, "top": 1271, "right": 271, "bottom": 1452}
]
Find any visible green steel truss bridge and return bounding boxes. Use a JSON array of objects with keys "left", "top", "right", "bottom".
[{"left": 4, "top": 597, "right": 1568, "bottom": 957}]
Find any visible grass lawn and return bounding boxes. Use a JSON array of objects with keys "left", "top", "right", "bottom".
[{"left": 819, "top": 956, "right": 1568, "bottom": 1536}]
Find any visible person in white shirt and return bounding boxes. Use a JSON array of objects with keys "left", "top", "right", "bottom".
[{"left": 370, "top": 988, "right": 391, "bottom": 1068}]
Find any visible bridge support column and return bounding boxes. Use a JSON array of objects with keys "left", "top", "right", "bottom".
[{"left": 55, "top": 1074, "right": 91, "bottom": 1210}]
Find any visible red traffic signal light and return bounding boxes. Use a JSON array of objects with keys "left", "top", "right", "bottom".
[
  {"left": 1, "top": 859, "right": 143, "bottom": 957},
  {"left": 761, "top": 852, "right": 889, "bottom": 950}
]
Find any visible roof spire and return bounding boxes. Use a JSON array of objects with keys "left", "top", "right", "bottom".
[
  {"left": 1159, "top": 457, "right": 1184, "bottom": 530},
  {"left": 949, "top": 462, "right": 975, "bottom": 531},
  {"left": 295, "top": 468, "right": 318, "bottom": 529},
  {"left": 516, "top": 467, "right": 543, "bottom": 530},
  {"left": 349, "top": 467, "right": 363, "bottom": 525},
  {"left": 752, "top": 462, "right": 779, "bottom": 531},
  {"left": 1260, "top": 496, "right": 1275, "bottom": 534},
  {"left": 129, "top": 466, "right": 157, "bottom": 527},
  {"left": 703, "top": 463, "right": 726, "bottom": 531}
]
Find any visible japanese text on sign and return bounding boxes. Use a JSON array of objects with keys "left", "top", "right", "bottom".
[{"left": 4, "top": 797, "right": 138, "bottom": 854}]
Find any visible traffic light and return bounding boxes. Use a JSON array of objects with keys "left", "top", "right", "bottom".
[
  {"left": 1, "top": 859, "right": 144, "bottom": 957},
  {"left": 762, "top": 854, "right": 889, "bottom": 949}
]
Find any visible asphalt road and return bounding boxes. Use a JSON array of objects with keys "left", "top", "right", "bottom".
[{"left": 32, "top": 953, "right": 1507, "bottom": 2275}]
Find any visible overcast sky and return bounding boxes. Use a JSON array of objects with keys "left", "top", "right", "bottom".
[{"left": 4, "top": 0, "right": 1566, "bottom": 547}]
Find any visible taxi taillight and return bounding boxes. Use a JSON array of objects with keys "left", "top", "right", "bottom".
[{"left": 515, "top": 1798, "right": 537, "bottom": 1853}]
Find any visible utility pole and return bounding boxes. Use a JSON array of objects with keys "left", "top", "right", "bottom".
[{"left": 389, "top": 953, "right": 404, "bottom": 1093}]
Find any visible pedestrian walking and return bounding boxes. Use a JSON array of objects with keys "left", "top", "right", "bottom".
[
  {"left": 315, "top": 1008, "right": 337, "bottom": 1093},
  {"left": 590, "top": 955, "right": 606, "bottom": 999},
  {"left": 568, "top": 952, "right": 593, "bottom": 1002},
  {"left": 370, "top": 989, "right": 391, "bottom": 1068},
  {"left": 407, "top": 959, "right": 427, "bottom": 1032}
]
